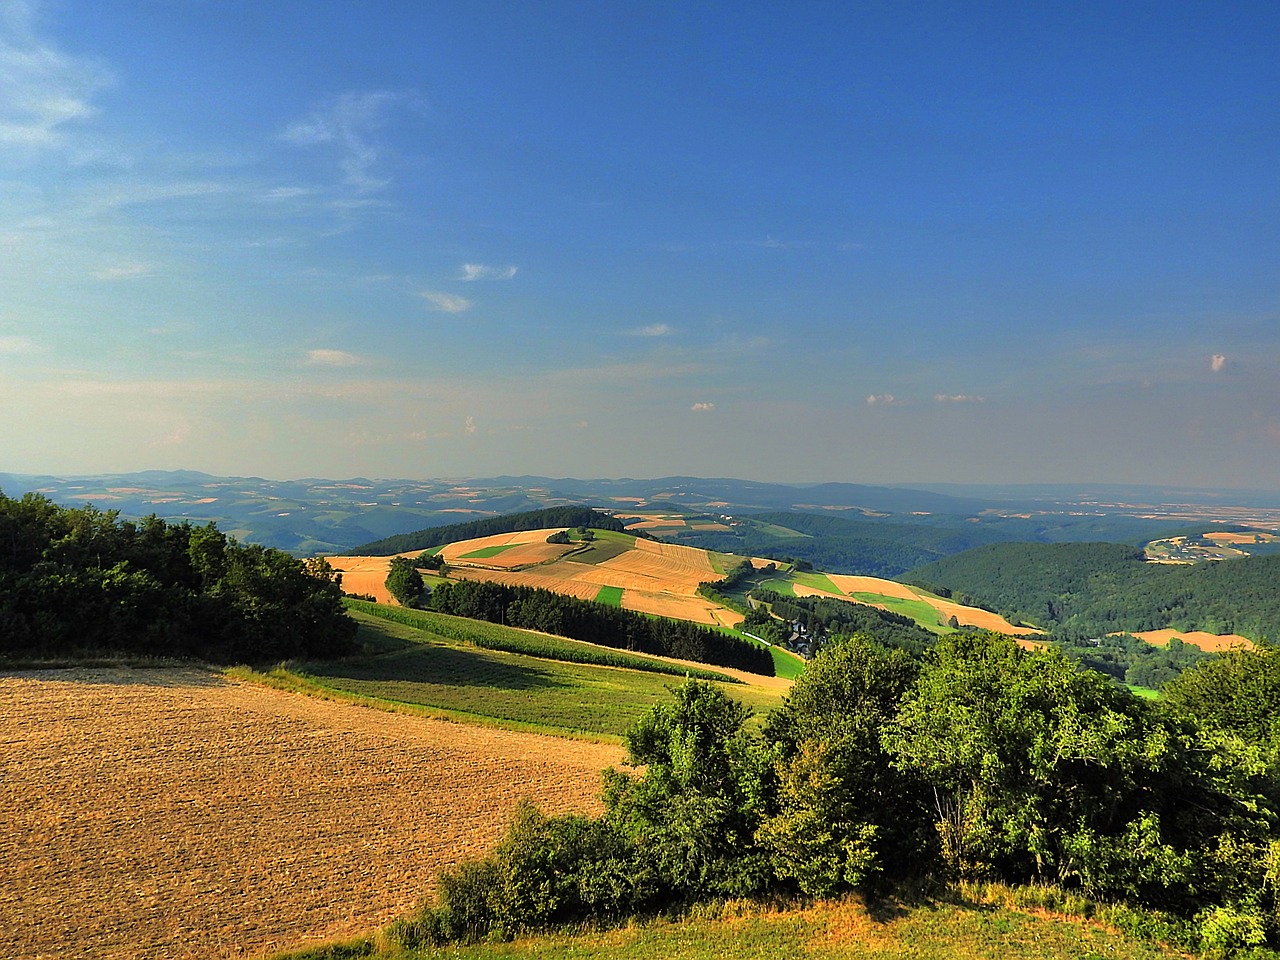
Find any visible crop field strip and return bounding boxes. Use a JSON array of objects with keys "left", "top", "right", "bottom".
[
  {"left": 311, "top": 613, "right": 788, "bottom": 734},
  {"left": 345, "top": 603, "right": 743, "bottom": 684},
  {"left": 0, "top": 667, "right": 621, "bottom": 960}
]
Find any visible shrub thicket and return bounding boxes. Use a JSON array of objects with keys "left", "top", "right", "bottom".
[{"left": 391, "top": 635, "right": 1280, "bottom": 957}]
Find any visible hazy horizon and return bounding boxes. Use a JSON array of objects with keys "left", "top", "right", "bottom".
[{"left": 3, "top": 2, "right": 1277, "bottom": 487}]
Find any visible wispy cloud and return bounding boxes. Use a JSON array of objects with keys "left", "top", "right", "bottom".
[
  {"left": 0, "top": 1, "right": 113, "bottom": 149},
  {"left": 92, "top": 261, "right": 153, "bottom": 281},
  {"left": 630, "top": 323, "right": 674, "bottom": 337},
  {"left": 690, "top": 401, "right": 716, "bottom": 412},
  {"left": 280, "top": 90, "right": 409, "bottom": 193},
  {"left": 305, "top": 348, "right": 363, "bottom": 367},
  {"left": 420, "top": 291, "right": 472, "bottom": 313},
  {"left": 934, "top": 393, "right": 986, "bottom": 404},
  {"left": 865, "top": 393, "right": 900, "bottom": 406},
  {"left": 0, "top": 334, "right": 37, "bottom": 354},
  {"left": 464, "top": 415, "right": 477, "bottom": 435},
  {"left": 459, "top": 263, "right": 517, "bottom": 281}
]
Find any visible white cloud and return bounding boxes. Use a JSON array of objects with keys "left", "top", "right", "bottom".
[
  {"left": 280, "top": 90, "right": 409, "bottom": 193},
  {"left": 305, "top": 348, "right": 362, "bottom": 367},
  {"left": 866, "top": 393, "right": 898, "bottom": 406},
  {"left": 263, "top": 186, "right": 312, "bottom": 201},
  {"left": 934, "top": 393, "right": 986, "bottom": 404},
  {"left": 630, "top": 323, "right": 674, "bottom": 337},
  {"left": 1210, "top": 354, "right": 1228, "bottom": 373},
  {"left": 0, "top": 1, "right": 113, "bottom": 149},
  {"left": 0, "top": 334, "right": 37, "bottom": 354},
  {"left": 459, "top": 263, "right": 517, "bottom": 281},
  {"left": 420, "top": 291, "right": 472, "bottom": 313},
  {"left": 464, "top": 415, "right": 477, "bottom": 435},
  {"left": 92, "top": 261, "right": 153, "bottom": 281},
  {"left": 690, "top": 402, "right": 716, "bottom": 412}
]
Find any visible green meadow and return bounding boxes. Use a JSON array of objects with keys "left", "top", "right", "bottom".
[
  {"left": 275, "top": 885, "right": 1195, "bottom": 960},
  {"left": 256, "top": 607, "right": 785, "bottom": 741}
]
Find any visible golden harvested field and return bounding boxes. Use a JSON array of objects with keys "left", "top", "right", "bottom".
[
  {"left": 1123, "top": 629, "right": 1254, "bottom": 653},
  {"left": 326, "top": 553, "right": 422, "bottom": 604},
  {"left": 805, "top": 575, "right": 1038, "bottom": 636},
  {"left": 620, "top": 591, "right": 744, "bottom": 628},
  {"left": 0, "top": 668, "right": 621, "bottom": 960},
  {"left": 438, "top": 529, "right": 577, "bottom": 568},
  {"left": 1204, "top": 531, "right": 1277, "bottom": 545},
  {"left": 825, "top": 575, "right": 920, "bottom": 601},
  {"left": 448, "top": 566, "right": 604, "bottom": 601}
]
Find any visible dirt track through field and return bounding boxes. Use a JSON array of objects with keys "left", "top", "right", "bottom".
[{"left": 0, "top": 668, "right": 622, "bottom": 960}]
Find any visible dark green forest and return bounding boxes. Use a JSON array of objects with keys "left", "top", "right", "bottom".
[
  {"left": 388, "top": 633, "right": 1280, "bottom": 957},
  {"left": 426, "top": 578, "right": 774, "bottom": 676},
  {"left": 907, "top": 542, "right": 1280, "bottom": 641},
  {"left": 0, "top": 490, "right": 355, "bottom": 662},
  {"left": 352, "top": 507, "right": 629, "bottom": 555},
  {"left": 748, "top": 588, "right": 938, "bottom": 656}
]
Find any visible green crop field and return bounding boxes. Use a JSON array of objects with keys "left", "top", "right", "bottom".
[
  {"left": 345, "top": 602, "right": 743, "bottom": 683},
  {"left": 594, "top": 585, "right": 623, "bottom": 606},
  {"left": 459, "top": 543, "right": 520, "bottom": 559},
  {"left": 270, "top": 609, "right": 784, "bottom": 740},
  {"left": 792, "top": 570, "right": 843, "bottom": 594},
  {"left": 848, "top": 591, "right": 951, "bottom": 633}
]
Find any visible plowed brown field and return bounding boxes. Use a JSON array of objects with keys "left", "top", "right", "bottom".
[{"left": 0, "top": 668, "right": 621, "bottom": 960}]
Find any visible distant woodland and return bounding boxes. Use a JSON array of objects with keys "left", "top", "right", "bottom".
[
  {"left": 0, "top": 491, "right": 356, "bottom": 662},
  {"left": 670, "top": 510, "right": 1188, "bottom": 578},
  {"left": 907, "top": 542, "right": 1280, "bottom": 641},
  {"left": 353, "top": 507, "right": 629, "bottom": 555}
]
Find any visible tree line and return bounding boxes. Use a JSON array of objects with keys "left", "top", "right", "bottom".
[
  {"left": 426, "top": 578, "right": 774, "bottom": 675},
  {"left": 0, "top": 490, "right": 356, "bottom": 663},
  {"left": 387, "top": 631, "right": 1280, "bottom": 956},
  {"left": 352, "top": 507, "right": 630, "bottom": 556},
  {"left": 907, "top": 542, "right": 1280, "bottom": 641}
]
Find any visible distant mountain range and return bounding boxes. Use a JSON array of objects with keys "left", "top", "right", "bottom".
[{"left": 3, "top": 469, "right": 1277, "bottom": 559}]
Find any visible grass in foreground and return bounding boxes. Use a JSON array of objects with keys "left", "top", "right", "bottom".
[
  {"left": 273, "top": 886, "right": 1196, "bottom": 960},
  {"left": 253, "top": 611, "right": 784, "bottom": 740}
]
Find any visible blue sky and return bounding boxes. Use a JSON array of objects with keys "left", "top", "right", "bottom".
[{"left": 2, "top": 1, "right": 1277, "bottom": 487}]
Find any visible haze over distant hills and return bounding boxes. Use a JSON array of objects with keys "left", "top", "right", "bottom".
[{"left": 4, "top": 469, "right": 1278, "bottom": 560}]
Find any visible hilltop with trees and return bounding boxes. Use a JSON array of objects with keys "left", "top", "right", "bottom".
[{"left": 0, "top": 490, "right": 355, "bottom": 663}]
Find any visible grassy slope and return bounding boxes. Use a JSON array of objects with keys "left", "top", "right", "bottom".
[
  {"left": 260, "top": 610, "right": 784, "bottom": 741},
  {"left": 275, "top": 887, "right": 1195, "bottom": 960}
]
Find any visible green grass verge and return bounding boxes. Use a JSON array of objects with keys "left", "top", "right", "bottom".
[
  {"left": 345, "top": 601, "right": 739, "bottom": 683},
  {"left": 594, "top": 585, "right": 624, "bottom": 607},
  {"left": 270, "top": 884, "right": 1195, "bottom": 960}
]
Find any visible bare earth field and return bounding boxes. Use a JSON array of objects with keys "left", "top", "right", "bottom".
[
  {"left": 1123, "top": 629, "right": 1254, "bottom": 653},
  {"left": 0, "top": 668, "right": 622, "bottom": 960}
]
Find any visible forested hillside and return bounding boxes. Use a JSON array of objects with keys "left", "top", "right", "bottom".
[
  {"left": 907, "top": 542, "right": 1280, "bottom": 641},
  {"left": 352, "top": 507, "right": 628, "bottom": 555},
  {"left": 0, "top": 491, "right": 356, "bottom": 662},
  {"left": 669, "top": 510, "right": 1188, "bottom": 577}
]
